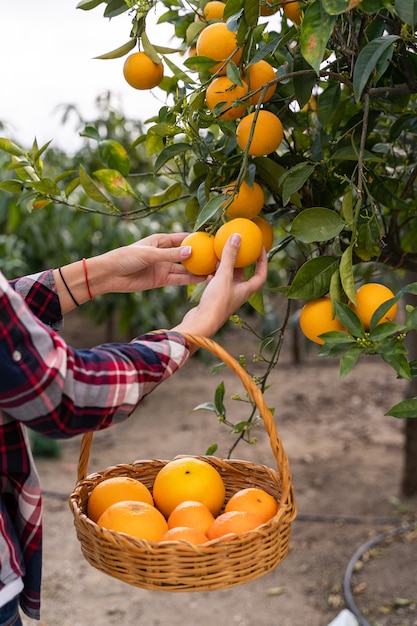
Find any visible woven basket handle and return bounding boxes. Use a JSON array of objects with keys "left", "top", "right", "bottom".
[{"left": 76, "top": 334, "right": 291, "bottom": 489}]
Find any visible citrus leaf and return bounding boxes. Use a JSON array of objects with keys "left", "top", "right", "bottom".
[
  {"left": 94, "top": 39, "right": 136, "bottom": 60},
  {"left": 280, "top": 162, "right": 315, "bottom": 206},
  {"left": 376, "top": 341, "right": 411, "bottom": 380},
  {"left": 141, "top": 30, "right": 162, "bottom": 65},
  {"left": 289, "top": 207, "right": 345, "bottom": 243},
  {"left": 0, "top": 137, "right": 24, "bottom": 157},
  {"left": 214, "top": 381, "right": 226, "bottom": 417},
  {"left": 317, "top": 83, "right": 341, "bottom": 127},
  {"left": 79, "top": 165, "right": 109, "bottom": 204},
  {"left": 334, "top": 301, "right": 365, "bottom": 338},
  {"left": 99, "top": 140, "right": 130, "bottom": 175},
  {"left": 339, "top": 245, "right": 356, "bottom": 304},
  {"left": 27, "top": 179, "right": 61, "bottom": 196},
  {"left": 76, "top": 0, "right": 105, "bottom": 10},
  {"left": 369, "top": 297, "right": 399, "bottom": 330},
  {"left": 154, "top": 143, "right": 191, "bottom": 174},
  {"left": 300, "top": 2, "right": 336, "bottom": 74},
  {"left": 192, "top": 402, "right": 217, "bottom": 412},
  {"left": 386, "top": 398, "right": 417, "bottom": 418},
  {"left": 395, "top": 0, "right": 417, "bottom": 27},
  {"left": 368, "top": 321, "right": 404, "bottom": 341},
  {"left": 339, "top": 346, "right": 362, "bottom": 378},
  {"left": 194, "top": 195, "right": 224, "bottom": 230},
  {"left": 321, "top": 0, "right": 353, "bottom": 15},
  {"left": 330, "top": 147, "right": 382, "bottom": 161},
  {"left": 0, "top": 180, "right": 24, "bottom": 193},
  {"left": 162, "top": 55, "right": 196, "bottom": 85},
  {"left": 287, "top": 256, "right": 339, "bottom": 300},
  {"left": 149, "top": 182, "right": 183, "bottom": 207},
  {"left": 353, "top": 35, "right": 399, "bottom": 102},
  {"left": 93, "top": 169, "right": 136, "bottom": 198}
]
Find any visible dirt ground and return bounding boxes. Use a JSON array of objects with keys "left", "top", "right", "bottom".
[{"left": 21, "top": 317, "right": 417, "bottom": 626}]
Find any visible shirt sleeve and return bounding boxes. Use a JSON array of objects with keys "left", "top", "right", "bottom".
[
  {"left": 10, "top": 269, "right": 63, "bottom": 330},
  {"left": 0, "top": 271, "right": 190, "bottom": 438}
]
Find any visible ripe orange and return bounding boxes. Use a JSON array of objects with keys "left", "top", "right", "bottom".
[
  {"left": 199, "top": 0, "right": 225, "bottom": 21},
  {"left": 206, "top": 76, "right": 248, "bottom": 121},
  {"left": 152, "top": 457, "right": 226, "bottom": 518},
  {"left": 224, "top": 487, "right": 278, "bottom": 523},
  {"left": 87, "top": 476, "right": 153, "bottom": 523},
  {"left": 214, "top": 217, "right": 264, "bottom": 268},
  {"left": 207, "top": 510, "right": 264, "bottom": 540},
  {"left": 259, "top": 0, "right": 280, "bottom": 16},
  {"left": 123, "top": 51, "right": 164, "bottom": 90},
  {"left": 252, "top": 216, "right": 274, "bottom": 252},
  {"left": 181, "top": 231, "right": 218, "bottom": 275},
  {"left": 283, "top": 0, "right": 303, "bottom": 25},
  {"left": 245, "top": 60, "right": 276, "bottom": 106},
  {"left": 196, "top": 22, "right": 243, "bottom": 75},
  {"left": 351, "top": 283, "right": 398, "bottom": 330},
  {"left": 97, "top": 500, "right": 168, "bottom": 542},
  {"left": 223, "top": 180, "right": 265, "bottom": 219},
  {"left": 160, "top": 526, "right": 209, "bottom": 545},
  {"left": 236, "top": 111, "right": 284, "bottom": 157},
  {"left": 167, "top": 500, "right": 215, "bottom": 534},
  {"left": 299, "top": 297, "right": 345, "bottom": 345}
]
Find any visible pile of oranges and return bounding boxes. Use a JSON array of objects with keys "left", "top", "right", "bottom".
[{"left": 87, "top": 456, "right": 279, "bottom": 545}]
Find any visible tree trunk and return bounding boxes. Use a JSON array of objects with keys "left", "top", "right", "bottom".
[{"left": 402, "top": 272, "right": 417, "bottom": 495}]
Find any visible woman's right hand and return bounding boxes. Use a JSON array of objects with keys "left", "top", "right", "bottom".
[{"left": 173, "top": 233, "right": 268, "bottom": 340}]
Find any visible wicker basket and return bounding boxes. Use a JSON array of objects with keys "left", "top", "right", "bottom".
[{"left": 68, "top": 333, "right": 296, "bottom": 592}]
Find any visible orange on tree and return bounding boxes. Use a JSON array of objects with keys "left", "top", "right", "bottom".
[
  {"left": 160, "top": 526, "right": 209, "bottom": 544},
  {"left": 207, "top": 510, "right": 265, "bottom": 540},
  {"left": 152, "top": 457, "right": 226, "bottom": 518},
  {"left": 245, "top": 60, "right": 276, "bottom": 106},
  {"left": 167, "top": 500, "right": 215, "bottom": 534},
  {"left": 97, "top": 500, "right": 168, "bottom": 542},
  {"left": 196, "top": 22, "right": 243, "bottom": 75},
  {"left": 351, "top": 283, "right": 398, "bottom": 330},
  {"left": 180, "top": 231, "right": 218, "bottom": 275},
  {"left": 299, "top": 296, "right": 345, "bottom": 344},
  {"left": 283, "top": 0, "right": 303, "bottom": 25},
  {"left": 223, "top": 179, "right": 265, "bottom": 219},
  {"left": 259, "top": 0, "right": 280, "bottom": 16},
  {"left": 252, "top": 216, "right": 274, "bottom": 252},
  {"left": 198, "top": 1, "right": 225, "bottom": 21},
  {"left": 205, "top": 76, "right": 248, "bottom": 121},
  {"left": 236, "top": 110, "right": 284, "bottom": 157},
  {"left": 224, "top": 487, "right": 278, "bottom": 524},
  {"left": 123, "top": 51, "right": 164, "bottom": 90},
  {"left": 214, "top": 217, "right": 264, "bottom": 268},
  {"left": 87, "top": 475, "right": 153, "bottom": 523}
]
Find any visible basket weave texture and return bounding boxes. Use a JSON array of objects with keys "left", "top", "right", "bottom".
[{"left": 68, "top": 334, "right": 297, "bottom": 592}]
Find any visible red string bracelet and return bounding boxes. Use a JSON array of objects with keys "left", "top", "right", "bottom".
[{"left": 82, "top": 258, "right": 93, "bottom": 301}]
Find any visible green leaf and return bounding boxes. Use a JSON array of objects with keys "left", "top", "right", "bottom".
[
  {"left": 404, "top": 282, "right": 417, "bottom": 296},
  {"left": 249, "top": 288, "right": 264, "bottom": 314},
  {"left": 386, "top": 398, "right": 417, "bottom": 418},
  {"left": 93, "top": 169, "right": 136, "bottom": 198},
  {"left": 339, "top": 245, "right": 356, "bottom": 304},
  {"left": 293, "top": 50, "right": 316, "bottom": 108},
  {"left": 280, "top": 162, "right": 315, "bottom": 206},
  {"left": 369, "top": 297, "right": 399, "bottom": 330},
  {"left": 353, "top": 35, "right": 399, "bottom": 102},
  {"left": 104, "top": 0, "right": 129, "bottom": 18},
  {"left": 253, "top": 157, "right": 286, "bottom": 194},
  {"left": 321, "top": 0, "right": 354, "bottom": 14},
  {"left": 341, "top": 187, "right": 353, "bottom": 224},
  {"left": 214, "top": 381, "right": 226, "bottom": 417},
  {"left": 368, "top": 322, "right": 404, "bottom": 341},
  {"left": 287, "top": 256, "right": 339, "bottom": 300},
  {"left": 194, "top": 195, "right": 225, "bottom": 230},
  {"left": 0, "top": 138, "right": 24, "bottom": 157},
  {"left": 99, "top": 140, "right": 130, "bottom": 175},
  {"left": 94, "top": 39, "right": 136, "bottom": 60},
  {"left": 289, "top": 207, "right": 345, "bottom": 243},
  {"left": 376, "top": 339, "right": 411, "bottom": 380},
  {"left": 244, "top": 0, "right": 259, "bottom": 26},
  {"left": 339, "top": 346, "right": 362, "bottom": 378},
  {"left": 330, "top": 147, "right": 382, "bottom": 161},
  {"left": 149, "top": 182, "right": 183, "bottom": 207},
  {"left": 154, "top": 143, "right": 190, "bottom": 174},
  {"left": 0, "top": 180, "right": 24, "bottom": 193},
  {"left": 335, "top": 301, "right": 365, "bottom": 338},
  {"left": 79, "top": 165, "right": 109, "bottom": 204},
  {"left": 76, "top": 0, "right": 105, "bottom": 10},
  {"left": 192, "top": 402, "right": 217, "bottom": 412},
  {"left": 27, "top": 179, "right": 61, "bottom": 196},
  {"left": 162, "top": 55, "right": 196, "bottom": 85},
  {"left": 317, "top": 83, "right": 341, "bottom": 127},
  {"left": 300, "top": 2, "right": 336, "bottom": 74},
  {"left": 141, "top": 30, "right": 162, "bottom": 65},
  {"left": 395, "top": 0, "right": 417, "bottom": 27}
]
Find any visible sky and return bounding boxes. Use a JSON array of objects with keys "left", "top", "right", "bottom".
[{"left": 0, "top": 1, "right": 174, "bottom": 151}]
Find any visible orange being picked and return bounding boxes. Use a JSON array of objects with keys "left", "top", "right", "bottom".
[
  {"left": 168, "top": 500, "right": 215, "bottom": 534},
  {"left": 299, "top": 297, "right": 345, "bottom": 345},
  {"left": 245, "top": 60, "right": 276, "bottom": 106},
  {"left": 214, "top": 217, "right": 264, "bottom": 268},
  {"left": 351, "top": 283, "right": 398, "bottom": 330},
  {"left": 87, "top": 476, "right": 153, "bottom": 523},
  {"left": 196, "top": 22, "right": 243, "bottom": 75},
  {"left": 97, "top": 500, "right": 168, "bottom": 542},
  {"left": 224, "top": 487, "right": 278, "bottom": 524},
  {"left": 252, "top": 216, "right": 274, "bottom": 252},
  {"left": 206, "top": 76, "right": 248, "bottom": 121},
  {"left": 236, "top": 110, "right": 284, "bottom": 157},
  {"left": 207, "top": 510, "right": 265, "bottom": 541},
  {"left": 161, "top": 526, "right": 209, "bottom": 545},
  {"left": 123, "top": 51, "right": 164, "bottom": 90},
  {"left": 223, "top": 180, "right": 265, "bottom": 219},
  {"left": 181, "top": 231, "right": 218, "bottom": 275},
  {"left": 152, "top": 457, "right": 226, "bottom": 518},
  {"left": 283, "top": 0, "right": 303, "bottom": 25}
]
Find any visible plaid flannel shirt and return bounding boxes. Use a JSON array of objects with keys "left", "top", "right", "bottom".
[{"left": 0, "top": 269, "right": 189, "bottom": 619}]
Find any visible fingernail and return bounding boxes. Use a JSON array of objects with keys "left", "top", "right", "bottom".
[
  {"left": 230, "top": 233, "right": 241, "bottom": 247},
  {"left": 180, "top": 245, "right": 192, "bottom": 258}
]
